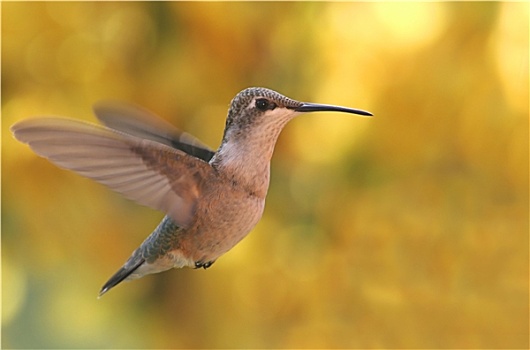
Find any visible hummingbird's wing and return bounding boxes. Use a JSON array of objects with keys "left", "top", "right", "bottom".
[
  {"left": 11, "top": 118, "right": 212, "bottom": 228},
  {"left": 93, "top": 101, "right": 216, "bottom": 162}
]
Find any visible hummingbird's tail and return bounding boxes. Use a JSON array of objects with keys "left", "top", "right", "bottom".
[{"left": 98, "top": 257, "right": 145, "bottom": 298}]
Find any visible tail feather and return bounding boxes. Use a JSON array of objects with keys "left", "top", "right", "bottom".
[{"left": 98, "top": 258, "right": 145, "bottom": 298}]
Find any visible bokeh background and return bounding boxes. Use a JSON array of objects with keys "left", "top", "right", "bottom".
[{"left": 2, "top": 2, "right": 528, "bottom": 349}]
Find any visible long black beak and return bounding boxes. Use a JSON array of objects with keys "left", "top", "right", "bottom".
[{"left": 295, "top": 102, "right": 373, "bottom": 117}]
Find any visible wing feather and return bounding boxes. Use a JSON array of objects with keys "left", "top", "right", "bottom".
[
  {"left": 93, "top": 101, "right": 216, "bottom": 161},
  {"left": 11, "top": 117, "right": 212, "bottom": 228}
]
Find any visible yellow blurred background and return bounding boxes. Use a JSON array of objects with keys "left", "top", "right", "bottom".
[{"left": 2, "top": 2, "right": 528, "bottom": 349}]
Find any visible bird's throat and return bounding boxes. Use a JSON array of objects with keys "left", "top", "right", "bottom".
[{"left": 211, "top": 135, "right": 281, "bottom": 199}]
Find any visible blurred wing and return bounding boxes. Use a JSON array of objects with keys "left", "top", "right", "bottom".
[
  {"left": 11, "top": 118, "right": 212, "bottom": 228},
  {"left": 93, "top": 101, "right": 216, "bottom": 162}
]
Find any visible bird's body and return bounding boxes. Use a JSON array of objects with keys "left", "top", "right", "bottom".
[{"left": 11, "top": 87, "right": 371, "bottom": 296}]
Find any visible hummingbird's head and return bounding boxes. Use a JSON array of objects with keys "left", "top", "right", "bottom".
[
  {"left": 224, "top": 87, "right": 301, "bottom": 136},
  {"left": 222, "top": 87, "right": 372, "bottom": 142},
  {"left": 212, "top": 87, "right": 372, "bottom": 185}
]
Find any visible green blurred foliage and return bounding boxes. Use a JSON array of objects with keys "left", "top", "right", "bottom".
[{"left": 2, "top": 2, "right": 528, "bottom": 349}]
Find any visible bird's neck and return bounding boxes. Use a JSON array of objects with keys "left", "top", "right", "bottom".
[{"left": 211, "top": 126, "right": 286, "bottom": 199}]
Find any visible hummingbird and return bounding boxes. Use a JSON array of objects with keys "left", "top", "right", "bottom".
[{"left": 11, "top": 87, "right": 372, "bottom": 297}]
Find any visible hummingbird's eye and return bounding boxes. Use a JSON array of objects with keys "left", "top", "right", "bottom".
[
  {"left": 255, "top": 98, "right": 269, "bottom": 111},
  {"left": 255, "top": 98, "right": 276, "bottom": 111}
]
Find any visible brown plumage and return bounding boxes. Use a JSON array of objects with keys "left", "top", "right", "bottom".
[{"left": 11, "top": 87, "right": 372, "bottom": 296}]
